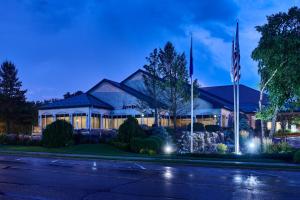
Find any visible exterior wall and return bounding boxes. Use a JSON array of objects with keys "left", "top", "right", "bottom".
[
  {"left": 89, "top": 82, "right": 140, "bottom": 112},
  {"left": 122, "top": 71, "right": 146, "bottom": 93}
]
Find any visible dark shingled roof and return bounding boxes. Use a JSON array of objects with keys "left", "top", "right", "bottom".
[
  {"left": 39, "top": 93, "right": 114, "bottom": 110},
  {"left": 201, "top": 85, "right": 268, "bottom": 113}
]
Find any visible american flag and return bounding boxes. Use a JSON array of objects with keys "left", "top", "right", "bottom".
[
  {"left": 231, "top": 38, "right": 235, "bottom": 82},
  {"left": 233, "top": 22, "right": 241, "bottom": 82}
]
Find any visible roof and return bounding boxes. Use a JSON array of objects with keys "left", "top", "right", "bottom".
[
  {"left": 122, "top": 69, "right": 234, "bottom": 110},
  {"left": 88, "top": 79, "right": 165, "bottom": 108},
  {"left": 122, "top": 69, "right": 267, "bottom": 113},
  {"left": 39, "top": 93, "right": 114, "bottom": 110},
  {"left": 202, "top": 85, "right": 268, "bottom": 113}
]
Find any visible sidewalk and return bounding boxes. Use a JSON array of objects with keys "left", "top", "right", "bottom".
[{"left": 0, "top": 150, "right": 300, "bottom": 171}]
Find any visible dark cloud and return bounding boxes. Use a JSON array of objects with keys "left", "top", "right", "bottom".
[{"left": 0, "top": 0, "right": 294, "bottom": 100}]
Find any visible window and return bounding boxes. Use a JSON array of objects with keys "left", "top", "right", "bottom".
[
  {"left": 41, "top": 115, "right": 54, "bottom": 129},
  {"left": 72, "top": 113, "right": 87, "bottom": 129},
  {"left": 91, "top": 114, "right": 101, "bottom": 129},
  {"left": 56, "top": 114, "right": 70, "bottom": 122}
]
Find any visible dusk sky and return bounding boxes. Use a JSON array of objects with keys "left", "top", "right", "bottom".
[{"left": 0, "top": 0, "right": 298, "bottom": 101}]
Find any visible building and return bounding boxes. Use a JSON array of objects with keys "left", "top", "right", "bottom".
[{"left": 38, "top": 69, "right": 266, "bottom": 131}]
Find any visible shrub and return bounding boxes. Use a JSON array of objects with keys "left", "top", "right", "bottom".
[
  {"left": 118, "top": 116, "right": 145, "bottom": 143},
  {"left": 264, "top": 142, "right": 293, "bottom": 154},
  {"left": 148, "top": 149, "right": 157, "bottom": 156},
  {"left": 293, "top": 150, "right": 300, "bottom": 163},
  {"left": 217, "top": 143, "right": 227, "bottom": 154},
  {"left": 130, "top": 137, "right": 145, "bottom": 153},
  {"left": 42, "top": 120, "right": 73, "bottom": 148},
  {"left": 205, "top": 125, "right": 221, "bottom": 132},
  {"left": 277, "top": 142, "right": 293, "bottom": 153},
  {"left": 150, "top": 127, "right": 167, "bottom": 137},
  {"left": 187, "top": 123, "right": 205, "bottom": 132},
  {"left": 143, "top": 138, "right": 160, "bottom": 152},
  {"left": 130, "top": 136, "right": 163, "bottom": 153},
  {"left": 0, "top": 133, "right": 6, "bottom": 144}
]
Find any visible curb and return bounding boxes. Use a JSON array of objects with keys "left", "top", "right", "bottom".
[{"left": 0, "top": 150, "right": 300, "bottom": 171}]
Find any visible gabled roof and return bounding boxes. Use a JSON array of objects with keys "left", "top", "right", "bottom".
[
  {"left": 39, "top": 93, "right": 114, "bottom": 110},
  {"left": 122, "top": 69, "right": 233, "bottom": 109},
  {"left": 121, "top": 69, "right": 267, "bottom": 113},
  {"left": 121, "top": 69, "right": 146, "bottom": 84},
  {"left": 202, "top": 85, "right": 268, "bottom": 113},
  {"left": 87, "top": 78, "right": 164, "bottom": 108}
]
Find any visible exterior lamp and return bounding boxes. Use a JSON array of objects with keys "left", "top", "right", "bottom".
[
  {"left": 164, "top": 144, "right": 173, "bottom": 154},
  {"left": 247, "top": 139, "right": 258, "bottom": 153}
]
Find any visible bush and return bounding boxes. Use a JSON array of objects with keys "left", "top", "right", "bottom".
[
  {"left": 118, "top": 116, "right": 145, "bottom": 143},
  {"left": 150, "top": 127, "right": 168, "bottom": 137},
  {"left": 217, "top": 143, "right": 227, "bottom": 154},
  {"left": 0, "top": 133, "right": 6, "bottom": 144},
  {"left": 264, "top": 142, "right": 293, "bottom": 154},
  {"left": 187, "top": 123, "right": 205, "bottom": 132},
  {"left": 205, "top": 125, "right": 221, "bottom": 132},
  {"left": 130, "top": 137, "right": 145, "bottom": 153},
  {"left": 293, "top": 150, "right": 300, "bottom": 163},
  {"left": 130, "top": 135, "right": 164, "bottom": 153},
  {"left": 42, "top": 120, "right": 73, "bottom": 147}
]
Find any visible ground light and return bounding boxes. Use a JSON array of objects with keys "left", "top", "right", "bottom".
[
  {"left": 164, "top": 144, "right": 173, "bottom": 154},
  {"left": 247, "top": 139, "right": 258, "bottom": 153}
]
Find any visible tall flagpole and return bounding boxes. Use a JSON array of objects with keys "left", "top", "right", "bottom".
[
  {"left": 190, "top": 35, "right": 194, "bottom": 153},
  {"left": 191, "top": 74, "right": 194, "bottom": 153},
  {"left": 236, "top": 79, "right": 240, "bottom": 153},
  {"left": 234, "top": 21, "right": 240, "bottom": 154},
  {"left": 231, "top": 38, "right": 238, "bottom": 154}
]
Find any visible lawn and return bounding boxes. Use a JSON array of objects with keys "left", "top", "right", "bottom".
[
  {"left": 0, "top": 144, "right": 296, "bottom": 164},
  {"left": 0, "top": 144, "right": 137, "bottom": 157}
]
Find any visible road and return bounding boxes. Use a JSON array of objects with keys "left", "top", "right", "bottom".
[{"left": 0, "top": 155, "right": 299, "bottom": 200}]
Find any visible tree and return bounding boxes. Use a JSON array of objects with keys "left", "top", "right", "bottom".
[
  {"left": 252, "top": 7, "right": 300, "bottom": 137},
  {"left": 158, "top": 42, "right": 199, "bottom": 130},
  {"left": 0, "top": 61, "right": 27, "bottom": 133},
  {"left": 63, "top": 91, "right": 83, "bottom": 99},
  {"left": 142, "top": 48, "right": 162, "bottom": 126}
]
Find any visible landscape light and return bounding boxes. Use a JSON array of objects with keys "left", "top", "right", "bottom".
[
  {"left": 164, "top": 144, "right": 173, "bottom": 154},
  {"left": 247, "top": 140, "right": 258, "bottom": 153}
]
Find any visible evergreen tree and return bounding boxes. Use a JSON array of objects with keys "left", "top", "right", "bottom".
[
  {"left": 0, "top": 61, "right": 27, "bottom": 133},
  {"left": 142, "top": 48, "right": 162, "bottom": 126},
  {"left": 158, "top": 42, "right": 198, "bottom": 130}
]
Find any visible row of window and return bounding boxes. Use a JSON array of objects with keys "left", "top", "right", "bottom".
[{"left": 41, "top": 114, "right": 221, "bottom": 129}]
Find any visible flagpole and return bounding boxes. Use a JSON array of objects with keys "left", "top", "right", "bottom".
[
  {"left": 236, "top": 79, "right": 240, "bottom": 153},
  {"left": 190, "top": 75, "right": 194, "bottom": 153},
  {"left": 233, "top": 81, "right": 237, "bottom": 153}
]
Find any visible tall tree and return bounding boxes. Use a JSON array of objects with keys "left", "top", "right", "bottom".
[
  {"left": 142, "top": 48, "right": 162, "bottom": 126},
  {"left": 252, "top": 7, "right": 300, "bottom": 137},
  {"left": 158, "top": 42, "right": 199, "bottom": 130},
  {"left": 0, "top": 61, "right": 27, "bottom": 133}
]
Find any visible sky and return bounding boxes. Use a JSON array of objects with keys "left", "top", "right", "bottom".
[{"left": 0, "top": 0, "right": 298, "bottom": 101}]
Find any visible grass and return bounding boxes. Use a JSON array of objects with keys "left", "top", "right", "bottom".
[
  {"left": 0, "top": 144, "right": 293, "bottom": 162},
  {"left": 0, "top": 144, "right": 137, "bottom": 156}
]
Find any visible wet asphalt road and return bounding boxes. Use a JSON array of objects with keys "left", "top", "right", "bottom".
[{"left": 0, "top": 155, "right": 299, "bottom": 200}]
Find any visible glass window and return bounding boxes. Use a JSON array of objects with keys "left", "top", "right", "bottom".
[
  {"left": 73, "top": 114, "right": 87, "bottom": 129},
  {"left": 42, "top": 115, "right": 53, "bottom": 129},
  {"left": 91, "top": 114, "right": 101, "bottom": 129},
  {"left": 56, "top": 114, "right": 70, "bottom": 122}
]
